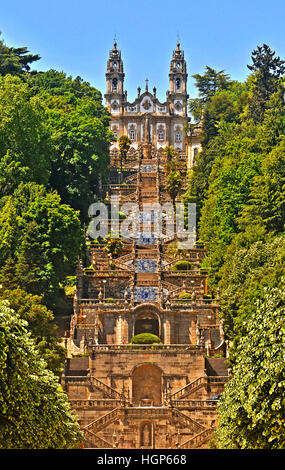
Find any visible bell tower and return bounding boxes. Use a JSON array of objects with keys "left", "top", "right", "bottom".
[
  {"left": 105, "top": 40, "right": 125, "bottom": 113},
  {"left": 168, "top": 41, "right": 188, "bottom": 116}
]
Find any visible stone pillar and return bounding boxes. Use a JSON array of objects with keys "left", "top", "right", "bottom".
[
  {"left": 190, "top": 316, "right": 197, "bottom": 344},
  {"left": 163, "top": 318, "right": 171, "bottom": 344},
  {"left": 116, "top": 314, "right": 122, "bottom": 344}
]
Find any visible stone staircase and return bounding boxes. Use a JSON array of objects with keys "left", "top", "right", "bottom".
[
  {"left": 180, "top": 428, "right": 213, "bottom": 449},
  {"left": 169, "top": 376, "right": 228, "bottom": 400},
  {"left": 84, "top": 407, "right": 121, "bottom": 435},
  {"left": 83, "top": 405, "right": 213, "bottom": 449},
  {"left": 84, "top": 429, "right": 113, "bottom": 449},
  {"left": 89, "top": 377, "right": 127, "bottom": 400},
  {"left": 171, "top": 408, "right": 206, "bottom": 435}
]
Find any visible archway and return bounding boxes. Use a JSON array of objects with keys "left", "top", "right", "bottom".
[
  {"left": 132, "top": 364, "right": 162, "bottom": 405},
  {"left": 134, "top": 312, "right": 159, "bottom": 337}
]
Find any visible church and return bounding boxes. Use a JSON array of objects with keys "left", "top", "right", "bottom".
[
  {"left": 105, "top": 40, "right": 202, "bottom": 167},
  {"left": 61, "top": 42, "right": 228, "bottom": 449}
]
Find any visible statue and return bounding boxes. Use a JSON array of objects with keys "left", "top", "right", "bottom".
[{"left": 141, "top": 423, "right": 151, "bottom": 446}]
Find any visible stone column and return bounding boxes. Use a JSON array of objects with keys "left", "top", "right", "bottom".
[{"left": 163, "top": 318, "right": 171, "bottom": 344}]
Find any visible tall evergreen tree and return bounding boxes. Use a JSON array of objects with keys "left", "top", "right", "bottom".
[{"left": 247, "top": 44, "right": 285, "bottom": 122}]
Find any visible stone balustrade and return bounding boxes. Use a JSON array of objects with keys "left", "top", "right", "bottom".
[
  {"left": 89, "top": 344, "right": 203, "bottom": 352},
  {"left": 70, "top": 399, "right": 121, "bottom": 409},
  {"left": 171, "top": 399, "right": 218, "bottom": 408}
]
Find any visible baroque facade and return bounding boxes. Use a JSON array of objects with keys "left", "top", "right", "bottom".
[
  {"left": 61, "top": 43, "right": 228, "bottom": 449},
  {"left": 105, "top": 41, "right": 202, "bottom": 166}
]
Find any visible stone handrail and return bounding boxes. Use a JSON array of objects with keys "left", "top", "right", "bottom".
[
  {"left": 84, "top": 428, "right": 113, "bottom": 449},
  {"left": 172, "top": 408, "right": 206, "bottom": 434},
  {"left": 169, "top": 377, "right": 207, "bottom": 400},
  {"left": 180, "top": 428, "right": 213, "bottom": 449},
  {"left": 89, "top": 344, "right": 202, "bottom": 352},
  {"left": 90, "top": 377, "right": 126, "bottom": 400},
  {"left": 164, "top": 271, "right": 205, "bottom": 277},
  {"left": 63, "top": 375, "right": 127, "bottom": 401},
  {"left": 135, "top": 280, "right": 159, "bottom": 287},
  {"left": 84, "top": 407, "right": 121, "bottom": 434},
  {"left": 79, "top": 298, "right": 126, "bottom": 305},
  {"left": 84, "top": 269, "right": 130, "bottom": 277},
  {"left": 171, "top": 399, "right": 218, "bottom": 408},
  {"left": 170, "top": 376, "right": 228, "bottom": 400},
  {"left": 168, "top": 299, "right": 218, "bottom": 307},
  {"left": 70, "top": 399, "right": 121, "bottom": 409},
  {"left": 124, "top": 407, "right": 169, "bottom": 418}
]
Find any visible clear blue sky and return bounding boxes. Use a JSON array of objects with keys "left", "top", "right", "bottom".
[{"left": 1, "top": 0, "right": 285, "bottom": 102}]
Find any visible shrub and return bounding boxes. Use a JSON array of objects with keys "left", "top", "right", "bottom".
[
  {"left": 203, "top": 294, "right": 212, "bottom": 299},
  {"left": 130, "top": 333, "right": 162, "bottom": 344},
  {"left": 178, "top": 292, "right": 192, "bottom": 299},
  {"left": 171, "top": 260, "right": 193, "bottom": 271},
  {"left": 105, "top": 298, "right": 116, "bottom": 304}
]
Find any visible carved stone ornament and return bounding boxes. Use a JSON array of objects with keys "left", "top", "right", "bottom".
[
  {"left": 142, "top": 99, "right": 152, "bottom": 110},
  {"left": 175, "top": 101, "right": 182, "bottom": 111},
  {"left": 111, "top": 100, "right": 119, "bottom": 110}
]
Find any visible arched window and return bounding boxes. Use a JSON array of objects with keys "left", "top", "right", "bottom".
[
  {"left": 175, "top": 132, "right": 181, "bottom": 142},
  {"left": 112, "top": 78, "right": 118, "bottom": 90},
  {"left": 176, "top": 78, "right": 181, "bottom": 90}
]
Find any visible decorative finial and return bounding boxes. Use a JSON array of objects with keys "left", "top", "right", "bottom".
[
  {"left": 113, "top": 34, "right": 117, "bottom": 49},
  {"left": 176, "top": 33, "right": 180, "bottom": 50},
  {"left": 145, "top": 78, "right": 149, "bottom": 91}
]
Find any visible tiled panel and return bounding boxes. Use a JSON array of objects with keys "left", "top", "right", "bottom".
[
  {"left": 139, "top": 211, "right": 158, "bottom": 222},
  {"left": 134, "top": 287, "right": 158, "bottom": 302},
  {"left": 135, "top": 259, "right": 157, "bottom": 273},
  {"left": 136, "top": 232, "right": 157, "bottom": 245},
  {"left": 141, "top": 164, "right": 156, "bottom": 173}
]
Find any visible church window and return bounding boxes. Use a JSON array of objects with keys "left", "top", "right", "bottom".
[
  {"left": 113, "top": 62, "right": 117, "bottom": 69},
  {"left": 112, "top": 78, "right": 118, "bottom": 90},
  {"left": 176, "top": 78, "right": 181, "bottom": 90},
  {"left": 175, "top": 132, "right": 181, "bottom": 142},
  {"left": 158, "top": 130, "right": 164, "bottom": 141},
  {"left": 130, "top": 130, "right": 136, "bottom": 141}
]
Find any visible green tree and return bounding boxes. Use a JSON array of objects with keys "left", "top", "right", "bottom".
[
  {"left": 0, "top": 35, "right": 40, "bottom": 75},
  {"left": 118, "top": 135, "right": 131, "bottom": 172},
  {"left": 247, "top": 44, "right": 285, "bottom": 122},
  {"left": 0, "top": 300, "right": 83, "bottom": 448},
  {"left": 238, "top": 136, "right": 285, "bottom": 235},
  {"left": 28, "top": 70, "right": 112, "bottom": 218},
  {"left": 0, "top": 287, "right": 65, "bottom": 376},
  {"left": 218, "top": 236, "right": 285, "bottom": 342},
  {"left": 216, "top": 285, "right": 285, "bottom": 449},
  {"left": 188, "top": 66, "right": 232, "bottom": 121},
  {"left": 0, "top": 75, "right": 51, "bottom": 186},
  {"left": 165, "top": 170, "right": 182, "bottom": 207},
  {"left": 0, "top": 182, "right": 83, "bottom": 310}
]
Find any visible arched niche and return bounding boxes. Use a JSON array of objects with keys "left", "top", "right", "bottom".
[
  {"left": 132, "top": 364, "right": 162, "bottom": 405},
  {"left": 139, "top": 421, "right": 154, "bottom": 448},
  {"left": 132, "top": 305, "right": 162, "bottom": 339},
  {"left": 134, "top": 312, "right": 159, "bottom": 337}
]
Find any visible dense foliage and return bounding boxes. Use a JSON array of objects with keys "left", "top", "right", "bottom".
[
  {"left": 0, "top": 300, "right": 83, "bottom": 448},
  {"left": 216, "top": 286, "right": 285, "bottom": 448},
  {"left": 187, "top": 43, "right": 285, "bottom": 448},
  {"left": 0, "top": 36, "right": 112, "bottom": 447}
]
